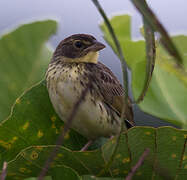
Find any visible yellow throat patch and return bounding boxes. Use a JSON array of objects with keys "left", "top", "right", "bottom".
[{"left": 62, "top": 52, "right": 99, "bottom": 64}]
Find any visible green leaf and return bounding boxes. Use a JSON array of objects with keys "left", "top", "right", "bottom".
[
  {"left": 24, "top": 176, "right": 52, "bottom": 180},
  {"left": 100, "top": 15, "right": 187, "bottom": 128},
  {"left": 3, "top": 127, "right": 187, "bottom": 179},
  {"left": 0, "top": 82, "right": 186, "bottom": 179},
  {"left": 0, "top": 20, "right": 57, "bottom": 121},
  {"left": 0, "top": 81, "right": 87, "bottom": 166},
  {"left": 51, "top": 166, "right": 81, "bottom": 180},
  {"left": 4, "top": 145, "right": 102, "bottom": 179},
  {"left": 82, "top": 175, "right": 123, "bottom": 180}
]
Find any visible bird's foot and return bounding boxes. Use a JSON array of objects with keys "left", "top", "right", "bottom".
[{"left": 80, "top": 140, "right": 93, "bottom": 151}]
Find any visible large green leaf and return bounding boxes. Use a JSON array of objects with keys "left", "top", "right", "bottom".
[
  {"left": 82, "top": 176, "right": 123, "bottom": 180},
  {"left": 51, "top": 166, "right": 81, "bottom": 180},
  {"left": 0, "top": 82, "right": 87, "bottom": 166},
  {"left": 3, "top": 128, "right": 187, "bottom": 179},
  {"left": 25, "top": 176, "right": 52, "bottom": 180},
  {"left": 0, "top": 20, "right": 57, "bottom": 121},
  {"left": 100, "top": 15, "right": 187, "bottom": 128}
]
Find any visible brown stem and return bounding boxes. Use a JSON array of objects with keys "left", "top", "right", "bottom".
[{"left": 125, "top": 148, "right": 150, "bottom": 180}]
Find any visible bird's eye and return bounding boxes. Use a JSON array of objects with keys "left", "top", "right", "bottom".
[{"left": 74, "top": 41, "right": 83, "bottom": 48}]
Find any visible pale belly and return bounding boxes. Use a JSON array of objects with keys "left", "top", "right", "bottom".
[{"left": 47, "top": 74, "right": 121, "bottom": 139}]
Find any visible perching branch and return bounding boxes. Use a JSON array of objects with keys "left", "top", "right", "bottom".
[
  {"left": 125, "top": 148, "right": 150, "bottom": 180},
  {"left": 38, "top": 82, "right": 91, "bottom": 180}
]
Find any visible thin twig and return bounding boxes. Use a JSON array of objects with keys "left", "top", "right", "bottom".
[
  {"left": 0, "top": 162, "right": 7, "bottom": 180},
  {"left": 125, "top": 148, "right": 150, "bottom": 180},
  {"left": 91, "top": 0, "right": 129, "bottom": 176},
  {"left": 38, "top": 82, "right": 91, "bottom": 180}
]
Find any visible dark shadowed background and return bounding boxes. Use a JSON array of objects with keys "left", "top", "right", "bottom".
[{"left": 0, "top": 0, "right": 186, "bottom": 127}]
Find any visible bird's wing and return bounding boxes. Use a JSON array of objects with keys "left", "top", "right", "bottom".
[{"left": 87, "top": 62, "right": 134, "bottom": 126}]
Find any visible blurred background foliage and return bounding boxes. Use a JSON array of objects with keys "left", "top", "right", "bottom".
[{"left": 0, "top": 20, "right": 57, "bottom": 121}]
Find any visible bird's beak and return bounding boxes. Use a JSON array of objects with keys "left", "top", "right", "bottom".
[
  {"left": 91, "top": 40, "right": 106, "bottom": 51},
  {"left": 84, "top": 40, "right": 105, "bottom": 53},
  {"left": 80, "top": 40, "right": 105, "bottom": 57}
]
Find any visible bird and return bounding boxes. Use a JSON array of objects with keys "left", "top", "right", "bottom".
[{"left": 46, "top": 34, "right": 134, "bottom": 150}]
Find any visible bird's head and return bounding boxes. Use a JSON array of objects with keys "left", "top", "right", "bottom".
[{"left": 52, "top": 34, "right": 105, "bottom": 64}]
